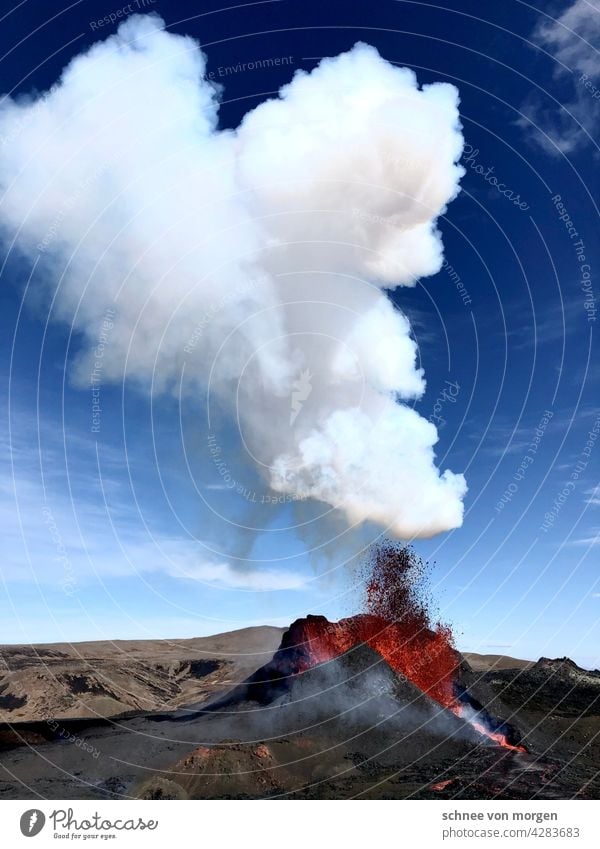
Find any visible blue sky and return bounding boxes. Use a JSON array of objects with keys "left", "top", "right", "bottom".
[{"left": 0, "top": 0, "right": 598, "bottom": 666}]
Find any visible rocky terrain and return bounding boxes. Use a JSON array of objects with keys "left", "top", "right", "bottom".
[
  {"left": 0, "top": 622, "right": 597, "bottom": 800},
  {"left": 0, "top": 627, "right": 284, "bottom": 721}
]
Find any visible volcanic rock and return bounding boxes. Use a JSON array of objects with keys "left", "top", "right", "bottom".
[
  {"left": 135, "top": 642, "right": 483, "bottom": 799},
  {"left": 1, "top": 625, "right": 598, "bottom": 800},
  {"left": 203, "top": 640, "right": 476, "bottom": 740},
  {"left": 459, "top": 653, "right": 600, "bottom": 780}
]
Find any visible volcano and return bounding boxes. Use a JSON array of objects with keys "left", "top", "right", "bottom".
[
  {"left": 136, "top": 640, "right": 487, "bottom": 800},
  {"left": 232, "top": 613, "right": 462, "bottom": 710},
  {"left": 197, "top": 640, "right": 479, "bottom": 742},
  {"left": 0, "top": 620, "right": 598, "bottom": 800},
  {"left": 201, "top": 621, "right": 472, "bottom": 734},
  {"left": 204, "top": 612, "right": 525, "bottom": 750},
  {"left": 216, "top": 543, "right": 521, "bottom": 752},
  {"left": 0, "top": 540, "right": 594, "bottom": 800},
  {"left": 134, "top": 619, "right": 541, "bottom": 800}
]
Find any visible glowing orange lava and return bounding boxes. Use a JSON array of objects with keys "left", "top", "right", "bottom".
[
  {"left": 280, "top": 544, "right": 525, "bottom": 752},
  {"left": 468, "top": 720, "right": 526, "bottom": 752},
  {"left": 281, "top": 612, "right": 459, "bottom": 709}
]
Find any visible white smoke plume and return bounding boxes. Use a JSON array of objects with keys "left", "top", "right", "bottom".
[{"left": 0, "top": 14, "right": 467, "bottom": 538}]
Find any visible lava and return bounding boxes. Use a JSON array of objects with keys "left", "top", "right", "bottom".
[
  {"left": 454, "top": 685, "right": 527, "bottom": 752},
  {"left": 362, "top": 542, "right": 460, "bottom": 708},
  {"left": 430, "top": 778, "right": 455, "bottom": 791},
  {"left": 266, "top": 543, "right": 526, "bottom": 752},
  {"left": 272, "top": 611, "right": 459, "bottom": 708},
  {"left": 469, "top": 721, "right": 526, "bottom": 752}
]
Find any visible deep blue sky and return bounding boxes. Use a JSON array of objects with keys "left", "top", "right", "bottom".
[{"left": 0, "top": 0, "right": 598, "bottom": 665}]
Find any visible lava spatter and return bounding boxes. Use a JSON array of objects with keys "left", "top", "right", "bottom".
[{"left": 262, "top": 543, "right": 525, "bottom": 752}]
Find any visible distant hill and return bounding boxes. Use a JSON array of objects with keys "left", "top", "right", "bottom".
[
  {"left": 462, "top": 653, "right": 534, "bottom": 672},
  {"left": 0, "top": 626, "right": 285, "bottom": 722}
]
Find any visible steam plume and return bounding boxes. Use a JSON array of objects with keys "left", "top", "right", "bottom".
[{"left": 0, "top": 15, "right": 467, "bottom": 538}]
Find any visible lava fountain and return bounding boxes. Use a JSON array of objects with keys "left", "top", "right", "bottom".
[
  {"left": 267, "top": 543, "right": 525, "bottom": 751},
  {"left": 362, "top": 543, "right": 526, "bottom": 751}
]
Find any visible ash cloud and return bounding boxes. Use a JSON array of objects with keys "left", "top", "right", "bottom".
[{"left": 0, "top": 14, "right": 467, "bottom": 539}]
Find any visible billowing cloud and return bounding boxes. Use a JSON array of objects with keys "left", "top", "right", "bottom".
[{"left": 0, "top": 14, "right": 466, "bottom": 539}]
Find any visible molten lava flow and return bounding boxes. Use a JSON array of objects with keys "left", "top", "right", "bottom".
[
  {"left": 430, "top": 779, "right": 454, "bottom": 791},
  {"left": 453, "top": 691, "right": 527, "bottom": 752},
  {"left": 469, "top": 721, "right": 526, "bottom": 752}
]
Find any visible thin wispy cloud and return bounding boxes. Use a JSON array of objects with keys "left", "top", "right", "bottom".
[
  {"left": 0, "top": 406, "right": 308, "bottom": 592},
  {"left": 474, "top": 415, "right": 554, "bottom": 458},
  {"left": 518, "top": 0, "right": 600, "bottom": 156},
  {"left": 504, "top": 299, "right": 585, "bottom": 351},
  {"left": 570, "top": 529, "right": 600, "bottom": 547},
  {"left": 535, "top": 0, "right": 600, "bottom": 78}
]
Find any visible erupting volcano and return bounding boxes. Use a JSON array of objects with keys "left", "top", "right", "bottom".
[
  {"left": 264, "top": 544, "right": 460, "bottom": 709},
  {"left": 245, "top": 544, "right": 526, "bottom": 752}
]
